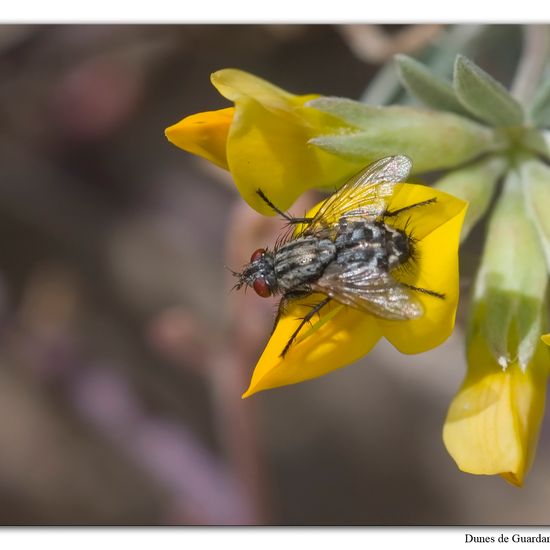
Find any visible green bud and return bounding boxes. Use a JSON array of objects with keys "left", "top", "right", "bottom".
[
  {"left": 308, "top": 97, "right": 503, "bottom": 173},
  {"left": 434, "top": 156, "right": 507, "bottom": 242},
  {"left": 471, "top": 169, "right": 547, "bottom": 370}
]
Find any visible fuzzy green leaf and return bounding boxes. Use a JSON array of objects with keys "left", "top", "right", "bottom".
[
  {"left": 434, "top": 156, "right": 507, "bottom": 242},
  {"left": 308, "top": 97, "right": 502, "bottom": 173},
  {"left": 395, "top": 54, "right": 470, "bottom": 116},
  {"left": 454, "top": 55, "right": 525, "bottom": 127}
]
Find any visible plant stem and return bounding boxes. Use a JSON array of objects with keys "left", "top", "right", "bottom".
[{"left": 511, "top": 25, "right": 550, "bottom": 105}]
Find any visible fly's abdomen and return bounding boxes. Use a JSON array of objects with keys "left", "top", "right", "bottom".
[
  {"left": 334, "top": 221, "right": 410, "bottom": 271},
  {"left": 274, "top": 237, "right": 336, "bottom": 291},
  {"left": 384, "top": 224, "right": 411, "bottom": 268}
]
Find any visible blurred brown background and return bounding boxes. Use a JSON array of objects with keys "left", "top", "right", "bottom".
[{"left": 0, "top": 23, "right": 548, "bottom": 525}]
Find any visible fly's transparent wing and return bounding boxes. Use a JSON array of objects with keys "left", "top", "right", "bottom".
[
  {"left": 301, "top": 155, "right": 412, "bottom": 238},
  {"left": 312, "top": 261, "right": 423, "bottom": 320}
]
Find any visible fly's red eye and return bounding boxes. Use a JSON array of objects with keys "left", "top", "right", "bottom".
[
  {"left": 250, "top": 248, "right": 265, "bottom": 262},
  {"left": 253, "top": 277, "right": 272, "bottom": 298}
]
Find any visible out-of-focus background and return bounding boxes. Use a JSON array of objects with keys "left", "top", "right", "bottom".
[{"left": 0, "top": 23, "right": 549, "bottom": 525}]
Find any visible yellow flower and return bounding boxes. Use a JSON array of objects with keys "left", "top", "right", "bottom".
[
  {"left": 444, "top": 332, "right": 550, "bottom": 487},
  {"left": 166, "top": 68, "right": 497, "bottom": 217},
  {"left": 165, "top": 69, "right": 362, "bottom": 215},
  {"left": 242, "top": 182, "right": 468, "bottom": 397}
]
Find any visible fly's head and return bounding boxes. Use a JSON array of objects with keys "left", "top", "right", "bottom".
[{"left": 233, "top": 248, "right": 277, "bottom": 298}]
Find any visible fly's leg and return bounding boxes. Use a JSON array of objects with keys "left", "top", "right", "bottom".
[
  {"left": 271, "top": 291, "right": 310, "bottom": 336},
  {"left": 384, "top": 197, "right": 437, "bottom": 218},
  {"left": 280, "top": 296, "right": 332, "bottom": 358},
  {"left": 402, "top": 282, "right": 445, "bottom": 299},
  {"left": 257, "top": 189, "right": 315, "bottom": 225}
]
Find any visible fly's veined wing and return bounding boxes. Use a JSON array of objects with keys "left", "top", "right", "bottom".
[
  {"left": 301, "top": 155, "right": 412, "bottom": 237},
  {"left": 311, "top": 261, "right": 423, "bottom": 320}
]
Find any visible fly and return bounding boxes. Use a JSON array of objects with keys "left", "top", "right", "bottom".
[{"left": 233, "top": 155, "right": 444, "bottom": 357}]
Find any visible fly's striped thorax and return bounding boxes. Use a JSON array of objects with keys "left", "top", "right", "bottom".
[{"left": 274, "top": 236, "right": 336, "bottom": 292}]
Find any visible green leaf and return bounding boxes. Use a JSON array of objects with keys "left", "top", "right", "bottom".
[
  {"left": 453, "top": 54, "right": 525, "bottom": 127},
  {"left": 395, "top": 54, "right": 470, "bottom": 116},
  {"left": 530, "top": 77, "right": 550, "bottom": 128},
  {"left": 434, "top": 156, "right": 507, "bottom": 242},
  {"left": 307, "top": 97, "right": 502, "bottom": 173}
]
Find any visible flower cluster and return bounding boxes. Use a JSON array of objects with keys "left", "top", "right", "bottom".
[{"left": 166, "top": 42, "right": 550, "bottom": 486}]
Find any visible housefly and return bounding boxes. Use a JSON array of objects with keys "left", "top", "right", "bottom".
[{"left": 234, "top": 155, "right": 444, "bottom": 357}]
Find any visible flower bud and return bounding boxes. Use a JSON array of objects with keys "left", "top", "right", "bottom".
[{"left": 470, "top": 169, "right": 547, "bottom": 370}]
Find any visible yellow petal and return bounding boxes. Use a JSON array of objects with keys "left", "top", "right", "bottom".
[
  {"left": 242, "top": 294, "right": 382, "bottom": 397},
  {"left": 211, "top": 69, "right": 362, "bottom": 215},
  {"left": 443, "top": 336, "right": 549, "bottom": 486},
  {"left": 165, "top": 107, "right": 233, "bottom": 169},
  {"left": 541, "top": 333, "right": 550, "bottom": 346},
  {"left": 380, "top": 184, "right": 468, "bottom": 353},
  {"left": 211, "top": 68, "right": 313, "bottom": 114}
]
